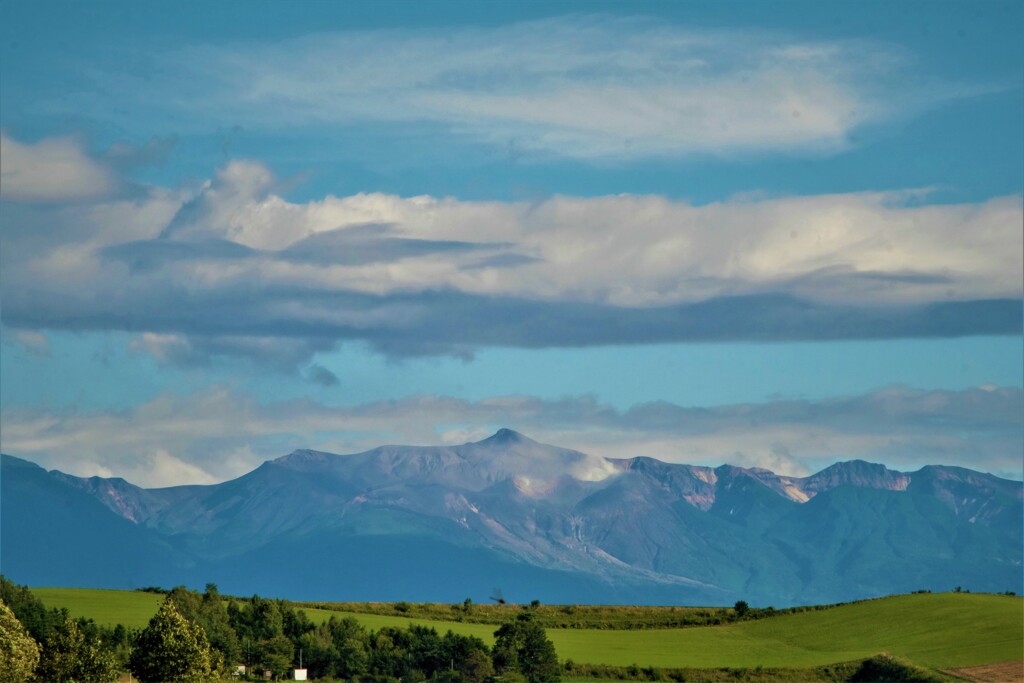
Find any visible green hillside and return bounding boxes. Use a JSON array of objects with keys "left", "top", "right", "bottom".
[
  {"left": 31, "top": 588, "right": 1023, "bottom": 671},
  {"left": 545, "top": 593, "right": 1022, "bottom": 669},
  {"left": 30, "top": 587, "right": 165, "bottom": 629}
]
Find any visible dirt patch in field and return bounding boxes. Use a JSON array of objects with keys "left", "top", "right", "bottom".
[{"left": 946, "top": 660, "right": 1024, "bottom": 682}]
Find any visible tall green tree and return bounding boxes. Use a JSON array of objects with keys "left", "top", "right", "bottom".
[
  {"left": 0, "top": 574, "right": 62, "bottom": 643},
  {"left": 493, "top": 613, "right": 560, "bottom": 683},
  {"left": 0, "top": 599, "right": 40, "bottom": 683},
  {"left": 327, "top": 616, "right": 369, "bottom": 679},
  {"left": 297, "top": 623, "right": 340, "bottom": 679},
  {"left": 36, "top": 614, "right": 119, "bottom": 683},
  {"left": 256, "top": 633, "right": 295, "bottom": 678},
  {"left": 170, "top": 583, "right": 241, "bottom": 670},
  {"left": 229, "top": 594, "right": 284, "bottom": 643},
  {"left": 129, "top": 597, "right": 214, "bottom": 683}
]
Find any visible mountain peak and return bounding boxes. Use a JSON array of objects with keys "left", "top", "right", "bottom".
[
  {"left": 4, "top": 442, "right": 1021, "bottom": 605},
  {"left": 481, "top": 428, "right": 532, "bottom": 445},
  {"left": 801, "top": 459, "right": 910, "bottom": 495}
]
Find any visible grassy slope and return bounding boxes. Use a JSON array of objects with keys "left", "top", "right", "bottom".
[
  {"left": 303, "top": 606, "right": 495, "bottom": 639},
  {"left": 31, "top": 589, "right": 1022, "bottom": 670},
  {"left": 544, "top": 593, "right": 1022, "bottom": 668},
  {"left": 31, "top": 587, "right": 165, "bottom": 629},
  {"left": 296, "top": 601, "right": 739, "bottom": 629}
]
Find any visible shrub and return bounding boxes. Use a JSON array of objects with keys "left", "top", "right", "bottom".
[{"left": 849, "top": 654, "right": 945, "bottom": 682}]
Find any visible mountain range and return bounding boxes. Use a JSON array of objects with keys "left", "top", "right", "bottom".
[{"left": 2, "top": 429, "right": 1021, "bottom": 606}]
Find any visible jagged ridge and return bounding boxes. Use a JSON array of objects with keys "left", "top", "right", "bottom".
[{"left": 2, "top": 430, "right": 1021, "bottom": 605}]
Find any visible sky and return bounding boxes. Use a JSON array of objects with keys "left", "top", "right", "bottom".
[{"left": 1, "top": 0, "right": 1021, "bottom": 487}]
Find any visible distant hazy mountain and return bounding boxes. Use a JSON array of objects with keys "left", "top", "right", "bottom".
[{"left": 2, "top": 430, "right": 1021, "bottom": 606}]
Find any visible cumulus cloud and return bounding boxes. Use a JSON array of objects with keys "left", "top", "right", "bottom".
[
  {"left": 66, "top": 17, "right": 978, "bottom": 159},
  {"left": 3, "top": 385, "right": 1020, "bottom": 486},
  {"left": 90, "top": 160, "right": 1024, "bottom": 308},
  {"left": 1, "top": 149, "right": 1020, "bottom": 366},
  {"left": 0, "top": 132, "right": 120, "bottom": 202}
]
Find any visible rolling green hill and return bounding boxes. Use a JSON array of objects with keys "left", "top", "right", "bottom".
[
  {"left": 30, "top": 587, "right": 166, "bottom": 629},
  {"left": 545, "top": 593, "right": 1022, "bottom": 669},
  {"left": 31, "top": 588, "right": 1023, "bottom": 671}
]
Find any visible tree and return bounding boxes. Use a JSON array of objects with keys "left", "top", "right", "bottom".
[
  {"left": 162, "top": 585, "right": 236, "bottom": 674},
  {"left": 493, "top": 613, "right": 560, "bottom": 683},
  {"left": 0, "top": 575, "right": 56, "bottom": 644},
  {"left": 298, "top": 624, "right": 340, "bottom": 679},
  {"left": 200, "top": 584, "right": 241, "bottom": 669},
  {"left": 0, "top": 599, "right": 40, "bottom": 683},
  {"left": 245, "top": 595, "right": 284, "bottom": 641},
  {"left": 130, "top": 597, "right": 214, "bottom": 683},
  {"left": 256, "top": 633, "right": 294, "bottom": 678},
  {"left": 461, "top": 648, "right": 495, "bottom": 683},
  {"left": 36, "top": 614, "right": 118, "bottom": 683},
  {"left": 733, "top": 600, "right": 749, "bottom": 617},
  {"left": 327, "top": 616, "right": 369, "bottom": 679}
]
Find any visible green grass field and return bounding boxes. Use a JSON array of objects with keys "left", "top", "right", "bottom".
[
  {"left": 544, "top": 593, "right": 1022, "bottom": 669},
  {"left": 31, "top": 588, "right": 1023, "bottom": 671},
  {"left": 303, "top": 606, "right": 496, "bottom": 640},
  {"left": 30, "top": 587, "right": 166, "bottom": 629},
  {"left": 295, "top": 600, "right": 741, "bottom": 629}
]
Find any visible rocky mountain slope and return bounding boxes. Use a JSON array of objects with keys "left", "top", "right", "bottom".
[{"left": 2, "top": 430, "right": 1021, "bottom": 605}]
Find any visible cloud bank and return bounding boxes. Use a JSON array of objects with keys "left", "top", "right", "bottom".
[
  {"left": 2, "top": 143, "right": 1020, "bottom": 366},
  {"left": 3, "top": 385, "right": 1020, "bottom": 487}
]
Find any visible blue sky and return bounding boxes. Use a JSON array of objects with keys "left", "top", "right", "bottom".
[{"left": 1, "top": 0, "right": 1021, "bottom": 486}]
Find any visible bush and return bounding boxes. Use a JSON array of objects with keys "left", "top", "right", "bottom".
[{"left": 849, "top": 654, "right": 945, "bottom": 682}]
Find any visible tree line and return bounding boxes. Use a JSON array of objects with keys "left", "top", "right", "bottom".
[{"left": 0, "top": 576, "right": 560, "bottom": 683}]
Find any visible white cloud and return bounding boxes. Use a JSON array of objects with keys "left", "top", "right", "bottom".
[
  {"left": 138, "top": 450, "right": 219, "bottom": 488},
  {"left": 0, "top": 132, "right": 119, "bottom": 202},
  {"left": 3, "top": 385, "right": 1020, "bottom": 485},
  {"left": 36, "top": 450, "right": 218, "bottom": 489},
  {"left": 71, "top": 17, "right": 968, "bottom": 159},
  {"left": 114, "top": 160, "right": 1024, "bottom": 306},
  {"left": 2, "top": 149, "right": 1019, "bottom": 365}
]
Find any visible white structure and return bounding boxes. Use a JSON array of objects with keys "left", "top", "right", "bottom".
[{"left": 293, "top": 669, "right": 308, "bottom": 681}]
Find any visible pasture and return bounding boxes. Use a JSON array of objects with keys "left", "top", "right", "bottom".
[
  {"left": 30, "top": 587, "right": 165, "bottom": 629},
  {"left": 30, "top": 588, "right": 1023, "bottom": 672}
]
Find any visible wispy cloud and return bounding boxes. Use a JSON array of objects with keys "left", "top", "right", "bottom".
[
  {"left": 63, "top": 16, "right": 978, "bottom": 159},
  {"left": 3, "top": 385, "right": 1020, "bottom": 487}
]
